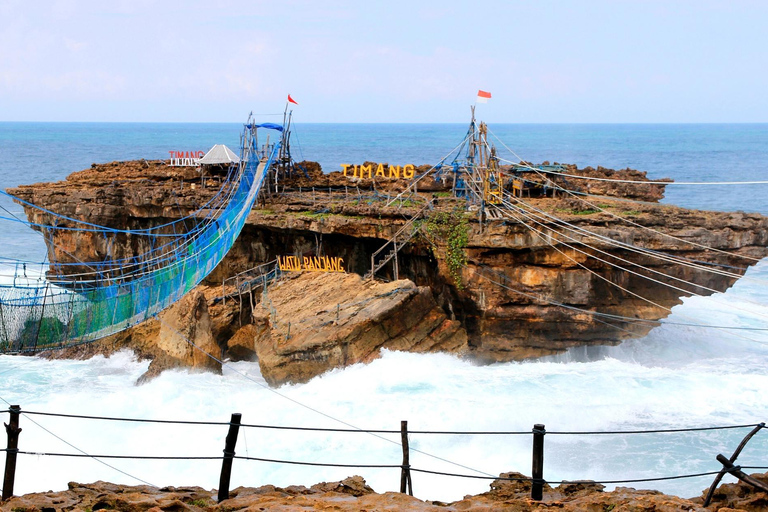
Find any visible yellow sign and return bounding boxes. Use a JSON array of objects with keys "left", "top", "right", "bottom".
[
  {"left": 341, "top": 163, "right": 415, "bottom": 179},
  {"left": 278, "top": 255, "right": 346, "bottom": 273}
]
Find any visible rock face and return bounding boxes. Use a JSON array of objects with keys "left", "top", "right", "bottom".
[
  {"left": 139, "top": 290, "right": 222, "bottom": 383},
  {"left": 4, "top": 471, "right": 768, "bottom": 511},
  {"left": 11, "top": 159, "right": 768, "bottom": 376},
  {"left": 44, "top": 273, "right": 465, "bottom": 386},
  {"left": 42, "top": 289, "right": 222, "bottom": 383},
  {"left": 251, "top": 272, "right": 468, "bottom": 385}
]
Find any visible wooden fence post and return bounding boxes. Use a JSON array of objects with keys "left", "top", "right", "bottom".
[
  {"left": 217, "top": 413, "right": 242, "bottom": 503},
  {"left": 531, "top": 423, "right": 545, "bottom": 501},
  {"left": 704, "top": 422, "right": 765, "bottom": 506},
  {"left": 3, "top": 405, "right": 21, "bottom": 501},
  {"left": 400, "top": 420, "right": 413, "bottom": 495}
]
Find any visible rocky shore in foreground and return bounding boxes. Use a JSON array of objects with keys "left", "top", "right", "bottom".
[{"left": 3, "top": 471, "right": 768, "bottom": 511}]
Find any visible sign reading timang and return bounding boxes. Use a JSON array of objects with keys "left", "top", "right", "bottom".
[
  {"left": 341, "top": 163, "right": 416, "bottom": 179},
  {"left": 168, "top": 150, "right": 205, "bottom": 167},
  {"left": 278, "top": 255, "right": 346, "bottom": 273}
]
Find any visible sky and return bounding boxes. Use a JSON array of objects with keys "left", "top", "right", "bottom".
[{"left": 0, "top": 0, "right": 766, "bottom": 123}]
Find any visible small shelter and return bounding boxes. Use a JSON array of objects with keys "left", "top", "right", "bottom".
[
  {"left": 198, "top": 144, "right": 240, "bottom": 181},
  {"left": 199, "top": 144, "right": 240, "bottom": 165}
]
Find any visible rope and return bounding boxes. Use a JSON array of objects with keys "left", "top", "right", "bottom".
[
  {"left": 501, "top": 197, "right": 725, "bottom": 296},
  {"left": 470, "top": 262, "right": 768, "bottom": 334},
  {"left": 0, "top": 395, "right": 155, "bottom": 487},
  {"left": 235, "top": 455, "right": 401, "bottom": 469},
  {"left": 547, "top": 424, "right": 763, "bottom": 435},
  {"left": 498, "top": 195, "right": 768, "bottom": 313},
  {"left": 13, "top": 411, "right": 762, "bottom": 435},
  {"left": 493, "top": 158, "right": 768, "bottom": 186},
  {"left": 15, "top": 451, "right": 222, "bottom": 460},
  {"left": 385, "top": 131, "right": 474, "bottom": 208},
  {"left": 488, "top": 127, "right": 766, "bottom": 264},
  {"left": 5, "top": 447, "right": 736, "bottom": 486},
  {"left": 153, "top": 314, "right": 496, "bottom": 479},
  {"left": 20, "top": 410, "right": 230, "bottom": 426},
  {"left": 488, "top": 201, "right": 768, "bottom": 342},
  {"left": 411, "top": 467, "right": 724, "bottom": 484},
  {"left": 503, "top": 192, "right": 757, "bottom": 282}
]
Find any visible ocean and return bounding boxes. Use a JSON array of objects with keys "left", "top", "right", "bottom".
[{"left": 1, "top": 122, "right": 768, "bottom": 502}]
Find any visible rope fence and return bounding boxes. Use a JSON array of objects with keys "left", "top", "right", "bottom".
[
  {"left": 1, "top": 405, "right": 765, "bottom": 503},
  {"left": 14, "top": 409, "right": 765, "bottom": 435}
]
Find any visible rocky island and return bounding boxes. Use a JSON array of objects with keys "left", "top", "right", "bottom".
[{"left": 9, "top": 158, "right": 768, "bottom": 384}]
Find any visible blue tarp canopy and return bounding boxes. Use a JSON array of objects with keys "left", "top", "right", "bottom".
[{"left": 247, "top": 123, "right": 284, "bottom": 132}]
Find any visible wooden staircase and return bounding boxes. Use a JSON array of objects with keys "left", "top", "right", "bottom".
[{"left": 368, "top": 200, "right": 434, "bottom": 280}]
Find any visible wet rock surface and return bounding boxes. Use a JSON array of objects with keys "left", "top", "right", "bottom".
[{"left": 251, "top": 272, "right": 468, "bottom": 385}]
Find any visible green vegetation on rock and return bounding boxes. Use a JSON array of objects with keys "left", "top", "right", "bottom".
[{"left": 421, "top": 208, "right": 470, "bottom": 289}]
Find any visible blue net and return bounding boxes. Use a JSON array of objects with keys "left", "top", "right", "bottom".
[{"left": 0, "top": 121, "right": 278, "bottom": 353}]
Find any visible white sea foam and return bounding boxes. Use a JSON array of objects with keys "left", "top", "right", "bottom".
[
  {"left": 1, "top": 265, "right": 767, "bottom": 502},
  {"left": 2, "top": 321, "right": 767, "bottom": 502}
]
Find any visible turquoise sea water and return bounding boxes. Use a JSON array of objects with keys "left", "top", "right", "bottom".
[{"left": 0, "top": 122, "right": 768, "bottom": 501}]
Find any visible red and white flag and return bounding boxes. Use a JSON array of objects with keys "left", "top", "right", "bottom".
[
  {"left": 476, "top": 90, "right": 491, "bottom": 104},
  {"left": 287, "top": 94, "right": 298, "bottom": 105}
]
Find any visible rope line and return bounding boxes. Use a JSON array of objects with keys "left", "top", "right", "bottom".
[
  {"left": 487, "top": 200, "right": 768, "bottom": 343},
  {"left": 20, "top": 410, "right": 230, "bottom": 426},
  {"left": 411, "top": 467, "right": 725, "bottom": 484},
  {"left": 498, "top": 195, "right": 768, "bottom": 322},
  {"left": 235, "top": 455, "right": 401, "bottom": 469},
  {"left": 493, "top": 158, "right": 768, "bottom": 186},
  {"left": 5, "top": 450, "right": 741, "bottom": 485},
  {"left": 153, "top": 315, "right": 496, "bottom": 479},
  {"left": 487, "top": 126, "right": 765, "bottom": 265},
  {"left": 11, "top": 410, "right": 763, "bottom": 436},
  {"left": 471, "top": 264, "right": 768, "bottom": 334},
  {"left": 0, "top": 397, "right": 154, "bottom": 487},
  {"left": 547, "top": 424, "right": 763, "bottom": 435},
  {"left": 15, "top": 451, "right": 222, "bottom": 460}
]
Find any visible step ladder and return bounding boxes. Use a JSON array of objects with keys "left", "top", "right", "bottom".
[{"left": 368, "top": 200, "right": 434, "bottom": 280}]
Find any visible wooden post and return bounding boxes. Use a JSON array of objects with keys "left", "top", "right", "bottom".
[
  {"left": 704, "top": 422, "right": 765, "bottom": 506},
  {"left": 0, "top": 300, "right": 8, "bottom": 349},
  {"left": 715, "top": 454, "right": 768, "bottom": 493},
  {"left": 400, "top": 420, "right": 413, "bottom": 495},
  {"left": 393, "top": 242, "right": 399, "bottom": 281},
  {"left": 217, "top": 413, "right": 242, "bottom": 503},
  {"left": 3, "top": 405, "right": 21, "bottom": 501},
  {"left": 531, "top": 424, "right": 545, "bottom": 501}
]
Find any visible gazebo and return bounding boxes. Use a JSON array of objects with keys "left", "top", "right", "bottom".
[{"left": 198, "top": 144, "right": 240, "bottom": 183}]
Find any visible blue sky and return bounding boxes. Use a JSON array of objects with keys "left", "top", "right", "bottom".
[{"left": 0, "top": 0, "right": 766, "bottom": 123}]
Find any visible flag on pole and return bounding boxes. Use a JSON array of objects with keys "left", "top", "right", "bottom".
[
  {"left": 287, "top": 94, "right": 298, "bottom": 105},
  {"left": 476, "top": 90, "right": 491, "bottom": 104}
]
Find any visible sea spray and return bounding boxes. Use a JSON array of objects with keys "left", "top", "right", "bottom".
[{"left": 1, "top": 325, "right": 768, "bottom": 502}]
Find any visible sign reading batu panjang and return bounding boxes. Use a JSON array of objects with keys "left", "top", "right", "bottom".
[
  {"left": 278, "top": 255, "right": 346, "bottom": 273},
  {"left": 341, "top": 163, "right": 416, "bottom": 179}
]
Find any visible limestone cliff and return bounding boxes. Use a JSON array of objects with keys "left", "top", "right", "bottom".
[
  {"left": 10, "top": 159, "right": 768, "bottom": 380},
  {"left": 250, "top": 272, "right": 467, "bottom": 385}
]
